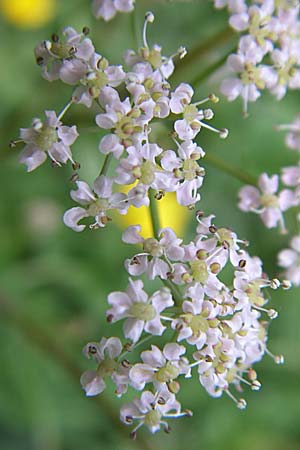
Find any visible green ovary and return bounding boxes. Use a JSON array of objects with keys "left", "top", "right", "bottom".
[
  {"left": 155, "top": 362, "right": 180, "bottom": 383},
  {"left": 35, "top": 126, "right": 57, "bottom": 151},
  {"left": 260, "top": 194, "right": 279, "bottom": 208},
  {"left": 144, "top": 410, "right": 162, "bottom": 428},
  {"left": 130, "top": 302, "right": 156, "bottom": 321},
  {"left": 97, "top": 358, "right": 118, "bottom": 378}
]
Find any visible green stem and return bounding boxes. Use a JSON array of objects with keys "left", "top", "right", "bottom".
[
  {"left": 149, "top": 188, "right": 161, "bottom": 238},
  {"left": 190, "top": 47, "right": 236, "bottom": 87},
  {"left": 204, "top": 152, "right": 257, "bottom": 185},
  {"left": 99, "top": 153, "right": 113, "bottom": 176},
  {"left": 173, "top": 26, "right": 235, "bottom": 81}
]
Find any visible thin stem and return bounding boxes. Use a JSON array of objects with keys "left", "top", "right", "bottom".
[
  {"left": 173, "top": 26, "right": 235, "bottom": 80},
  {"left": 99, "top": 153, "right": 113, "bottom": 177},
  {"left": 190, "top": 47, "right": 236, "bottom": 87},
  {"left": 149, "top": 188, "right": 161, "bottom": 238},
  {"left": 57, "top": 99, "right": 74, "bottom": 121},
  {"left": 204, "top": 152, "right": 257, "bottom": 185}
]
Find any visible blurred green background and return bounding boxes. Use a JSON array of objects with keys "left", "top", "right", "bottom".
[{"left": 0, "top": 1, "right": 300, "bottom": 449}]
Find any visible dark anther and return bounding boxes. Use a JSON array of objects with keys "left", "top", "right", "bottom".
[
  {"left": 69, "top": 173, "right": 79, "bottom": 183},
  {"left": 72, "top": 161, "right": 81, "bottom": 170},
  {"left": 222, "top": 240, "right": 230, "bottom": 250},
  {"left": 238, "top": 259, "right": 246, "bottom": 268},
  {"left": 69, "top": 46, "right": 77, "bottom": 56},
  {"left": 51, "top": 33, "right": 59, "bottom": 42},
  {"left": 36, "top": 56, "right": 44, "bottom": 66},
  {"left": 9, "top": 140, "right": 16, "bottom": 149},
  {"left": 121, "top": 359, "right": 131, "bottom": 368},
  {"left": 209, "top": 225, "right": 217, "bottom": 233},
  {"left": 106, "top": 314, "right": 113, "bottom": 323},
  {"left": 82, "top": 26, "right": 90, "bottom": 35},
  {"left": 164, "top": 425, "right": 172, "bottom": 434},
  {"left": 130, "top": 431, "right": 137, "bottom": 440},
  {"left": 88, "top": 345, "right": 97, "bottom": 354},
  {"left": 196, "top": 210, "right": 204, "bottom": 218}
]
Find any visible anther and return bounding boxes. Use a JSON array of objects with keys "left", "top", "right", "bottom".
[
  {"left": 106, "top": 314, "right": 113, "bottom": 323},
  {"left": 121, "top": 359, "right": 131, "bottom": 368},
  {"left": 238, "top": 259, "right": 247, "bottom": 268},
  {"left": 130, "top": 431, "right": 137, "bottom": 440},
  {"left": 72, "top": 161, "right": 81, "bottom": 170},
  {"left": 178, "top": 46, "right": 187, "bottom": 59},
  {"left": 208, "top": 93, "right": 219, "bottom": 103},
  {"left": 251, "top": 380, "right": 261, "bottom": 391},
  {"left": 164, "top": 425, "right": 172, "bottom": 433},
  {"left": 281, "top": 279, "right": 292, "bottom": 290},
  {"left": 209, "top": 225, "right": 218, "bottom": 234},
  {"left": 155, "top": 190, "right": 165, "bottom": 200},
  {"left": 51, "top": 33, "right": 59, "bottom": 43},
  {"left": 274, "top": 355, "right": 284, "bottom": 364},
  {"left": 36, "top": 56, "right": 44, "bottom": 66},
  {"left": 82, "top": 26, "right": 90, "bottom": 35},
  {"left": 69, "top": 173, "right": 79, "bottom": 182},
  {"left": 32, "top": 118, "right": 43, "bottom": 131},
  {"left": 184, "top": 409, "right": 193, "bottom": 417},
  {"left": 270, "top": 278, "right": 280, "bottom": 289},
  {"left": 219, "top": 128, "right": 229, "bottom": 139},
  {"left": 237, "top": 398, "right": 247, "bottom": 410},
  {"left": 247, "top": 368, "right": 257, "bottom": 381},
  {"left": 267, "top": 308, "right": 278, "bottom": 319},
  {"left": 145, "top": 11, "right": 155, "bottom": 23}
]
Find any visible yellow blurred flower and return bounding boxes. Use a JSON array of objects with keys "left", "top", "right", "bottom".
[
  {"left": 0, "top": 0, "right": 56, "bottom": 28},
  {"left": 115, "top": 187, "right": 192, "bottom": 238}
]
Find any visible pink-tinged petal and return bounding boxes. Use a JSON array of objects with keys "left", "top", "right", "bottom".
[
  {"left": 125, "top": 255, "right": 148, "bottom": 276},
  {"left": 122, "top": 225, "right": 143, "bottom": 244},
  {"left": 95, "top": 112, "right": 116, "bottom": 129},
  {"left": 279, "top": 189, "right": 296, "bottom": 211},
  {"left": 71, "top": 181, "right": 95, "bottom": 204},
  {"left": 147, "top": 258, "right": 169, "bottom": 280},
  {"left": 258, "top": 173, "right": 278, "bottom": 194},
  {"left": 129, "top": 364, "right": 155, "bottom": 389},
  {"left": 163, "top": 343, "right": 186, "bottom": 361},
  {"left": 144, "top": 316, "right": 165, "bottom": 336},
  {"left": 99, "top": 134, "right": 123, "bottom": 159},
  {"left": 286, "top": 266, "right": 300, "bottom": 285},
  {"left": 278, "top": 249, "right": 297, "bottom": 268},
  {"left": 63, "top": 207, "right": 89, "bottom": 232},
  {"left": 92, "top": 0, "right": 116, "bottom": 20},
  {"left": 291, "top": 236, "right": 300, "bottom": 252},
  {"left": 76, "top": 38, "right": 95, "bottom": 60},
  {"left": 151, "top": 288, "right": 174, "bottom": 313},
  {"left": 127, "top": 278, "right": 148, "bottom": 303},
  {"left": 281, "top": 166, "right": 300, "bottom": 187},
  {"left": 45, "top": 110, "right": 60, "bottom": 127},
  {"left": 220, "top": 78, "right": 242, "bottom": 101},
  {"left": 238, "top": 185, "right": 260, "bottom": 211},
  {"left": 105, "top": 337, "right": 122, "bottom": 358},
  {"left": 107, "top": 291, "right": 131, "bottom": 308},
  {"left": 142, "top": 346, "right": 165, "bottom": 367},
  {"left": 227, "top": 54, "right": 245, "bottom": 72},
  {"left": 80, "top": 370, "right": 106, "bottom": 396},
  {"left": 58, "top": 125, "right": 79, "bottom": 146},
  {"left": 123, "top": 318, "right": 144, "bottom": 342},
  {"left": 174, "top": 119, "right": 196, "bottom": 141},
  {"left": 177, "top": 325, "right": 193, "bottom": 341},
  {"left": 19, "top": 145, "right": 47, "bottom": 172},
  {"left": 260, "top": 208, "right": 281, "bottom": 228},
  {"left": 176, "top": 180, "right": 200, "bottom": 206},
  {"left": 49, "top": 142, "right": 73, "bottom": 164},
  {"left": 93, "top": 175, "right": 113, "bottom": 198},
  {"left": 229, "top": 12, "right": 249, "bottom": 31},
  {"left": 60, "top": 59, "right": 86, "bottom": 84}
]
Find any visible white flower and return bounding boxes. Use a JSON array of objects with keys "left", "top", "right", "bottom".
[
  {"left": 92, "top": 0, "right": 135, "bottom": 21},
  {"left": 106, "top": 279, "right": 174, "bottom": 342},
  {"left": 19, "top": 111, "right": 78, "bottom": 171},
  {"left": 278, "top": 236, "right": 300, "bottom": 285}
]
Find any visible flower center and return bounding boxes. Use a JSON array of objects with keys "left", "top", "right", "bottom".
[
  {"left": 144, "top": 410, "right": 162, "bottom": 428},
  {"left": 260, "top": 194, "right": 279, "bottom": 208},
  {"left": 190, "top": 260, "right": 209, "bottom": 283},
  {"left": 155, "top": 362, "right": 180, "bottom": 383},
  {"left": 97, "top": 358, "right": 118, "bottom": 378},
  {"left": 88, "top": 198, "right": 109, "bottom": 215},
  {"left": 143, "top": 238, "right": 164, "bottom": 257},
  {"left": 130, "top": 302, "right": 156, "bottom": 321},
  {"left": 35, "top": 126, "right": 58, "bottom": 151}
]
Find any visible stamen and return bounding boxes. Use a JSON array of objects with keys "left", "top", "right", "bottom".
[
  {"left": 225, "top": 389, "right": 247, "bottom": 409},
  {"left": 143, "top": 12, "right": 155, "bottom": 49},
  {"left": 57, "top": 99, "right": 74, "bottom": 121},
  {"left": 252, "top": 305, "right": 278, "bottom": 319},
  {"left": 266, "top": 348, "right": 284, "bottom": 364},
  {"left": 197, "top": 119, "right": 228, "bottom": 138}
]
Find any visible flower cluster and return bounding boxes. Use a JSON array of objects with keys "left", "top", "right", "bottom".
[
  {"left": 238, "top": 115, "right": 300, "bottom": 286},
  {"left": 13, "top": 5, "right": 291, "bottom": 439},
  {"left": 215, "top": 0, "right": 300, "bottom": 114},
  {"left": 81, "top": 213, "right": 285, "bottom": 436}
]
